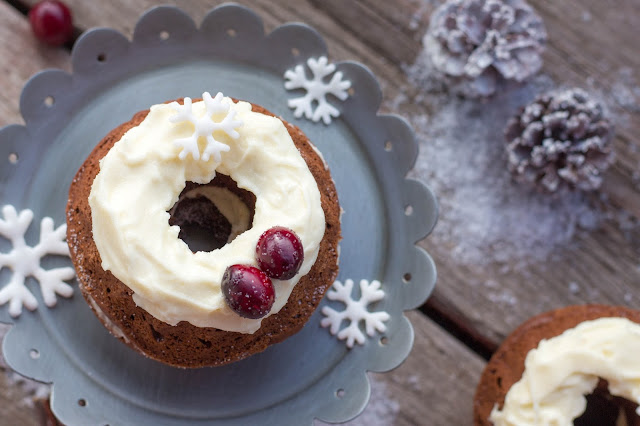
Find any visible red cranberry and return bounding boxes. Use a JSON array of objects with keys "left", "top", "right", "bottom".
[
  {"left": 29, "top": 0, "right": 73, "bottom": 46},
  {"left": 222, "top": 264, "right": 275, "bottom": 319},
  {"left": 256, "top": 226, "right": 304, "bottom": 280}
]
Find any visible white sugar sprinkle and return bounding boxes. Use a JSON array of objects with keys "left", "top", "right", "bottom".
[
  {"left": 397, "top": 53, "right": 638, "bottom": 268},
  {"left": 568, "top": 282, "right": 580, "bottom": 294}
]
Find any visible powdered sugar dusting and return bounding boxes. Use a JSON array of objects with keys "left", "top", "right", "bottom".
[
  {"left": 585, "top": 67, "right": 640, "bottom": 130},
  {"left": 399, "top": 57, "right": 613, "bottom": 266},
  {"left": 609, "top": 67, "right": 640, "bottom": 113}
]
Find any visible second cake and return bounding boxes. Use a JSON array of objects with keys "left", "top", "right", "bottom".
[{"left": 66, "top": 93, "right": 341, "bottom": 368}]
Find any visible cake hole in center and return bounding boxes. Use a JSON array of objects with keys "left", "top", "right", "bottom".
[
  {"left": 574, "top": 380, "right": 639, "bottom": 426},
  {"left": 170, "top": 196, "right": 232, "bottom": 252},
  {"left": 168, "top": 174, "right": 256, "bottom": 253}
]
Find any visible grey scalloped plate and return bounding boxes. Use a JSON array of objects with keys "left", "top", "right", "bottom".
[{"left": 0, "top": 4, "right": 437, "bottom": 425}]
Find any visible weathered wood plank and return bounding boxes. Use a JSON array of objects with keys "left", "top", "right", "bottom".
[
  {"left": 0, "top": 1, "right": 69, "bottom": 127},
  {"left": 321, "top": 310, "right": 484, "bottom": 426},
  {"left": 424, "top": 221, "right": 640, "bottom": 346},
  {"left": 309, "top": 0, "right": 421, "bottom": 65},
  {"left": 356, "top": 0, "right": 435, "bottom": 39},
  {"left": 373, "top": 311, "right": 484, "bottom": 426}
]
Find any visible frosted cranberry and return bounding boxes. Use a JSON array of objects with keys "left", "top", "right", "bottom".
[
  {"left": 256, "top": 226, "right": 304, "bottom": 280},
  {"left": 29, "top": 0, "right": 73, "bottom": 46},
  {"left": 222, "top": 264, "right": 274, "bottom": 319}
]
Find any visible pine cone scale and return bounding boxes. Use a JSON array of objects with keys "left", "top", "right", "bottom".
[
  {"left": 424, "top": 0, "right": 547, "bottom": 98},
  {"left": 505, "top": 88, "right": 615, "bottom": 193}
]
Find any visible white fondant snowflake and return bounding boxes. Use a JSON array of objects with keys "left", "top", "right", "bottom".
[
  {"left": 0, "top": 205, "right": 75, "bottom": 318},
  {"left": 284, "top": 56, "right": 351, "bottom": 125},
  {"left": 321, "top": 279, "right": 390, "bottom": 348},
  {"left": 169, "top": 92, "right": 243, "bottom": 161}
]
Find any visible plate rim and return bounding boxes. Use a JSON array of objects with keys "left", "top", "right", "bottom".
[{"left": 0, "top": 4, "right": 438, "bottom": 425}]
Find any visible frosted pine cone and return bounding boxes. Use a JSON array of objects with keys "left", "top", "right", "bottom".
[
  {"left": 505, "top": 88, "right": 615, "bottom": 193},
  {"left": 424, "top": 0, "right": 546, "bottom": 97}
]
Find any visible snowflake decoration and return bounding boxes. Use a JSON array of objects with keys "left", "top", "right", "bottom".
[
  {"left": 321, "top": 279, "right": 390, "bottom": 348},
  {"left": 169, "top": 91, "right": 243, "bottom": 162},
  {"left": 284, "top": 56, "right": 351, "bottom": 125},
  {"left": 0, "top": 205, "right": 75, "bottom": 318}
]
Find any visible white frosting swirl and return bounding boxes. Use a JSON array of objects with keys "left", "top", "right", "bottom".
[
  {"left": 89, "top": 98, "right": 325, "bottom": 333},
  {"left": 490, "top": 317, "right": 640, "bottom": 425}
]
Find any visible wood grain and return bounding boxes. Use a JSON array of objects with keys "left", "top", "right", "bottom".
[
  {"left": 0, "top": 1, "right": 69, "bottom": 127},
  {"left": 0, "top": 368, "right": 42, "bottom": 426},
  {"left": 326, "top": 311, "right": 484, "bottom": 425},
  {"left": 372, "top": 311, "right": 484, "bottom": 426},
  {"left": 309, "top": 0, "right": 421, "bottom": 65}
]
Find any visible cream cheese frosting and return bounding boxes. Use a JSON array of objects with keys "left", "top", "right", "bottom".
[
  {"left": 490, "top": 317, "right": 640, "bottom": 425},
  {"left": 89, "top": 96, "right": 326, "bottom": 333}
]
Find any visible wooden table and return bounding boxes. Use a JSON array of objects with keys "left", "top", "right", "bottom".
[{"left": 0, "top": 1, "right": 638, "bottom": 425}]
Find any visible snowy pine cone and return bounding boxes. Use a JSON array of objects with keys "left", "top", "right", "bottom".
[
  {"left": 505, "top": 88, "right": 615, "bottom": 193},
  {"left": 424, "top": 0, "right": 546, "bottom": 97}
]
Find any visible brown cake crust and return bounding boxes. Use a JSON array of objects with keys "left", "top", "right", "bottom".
[
  {"left": 474, "top": 305, "right": 640, "bottom": 425},
  {"left": 66, "top": 99, "right": 341, "bottom": 368}
]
